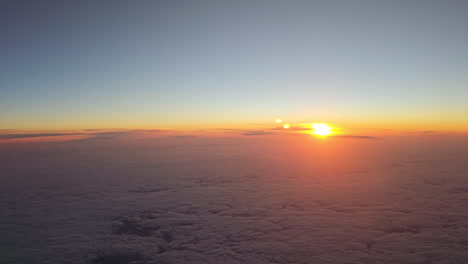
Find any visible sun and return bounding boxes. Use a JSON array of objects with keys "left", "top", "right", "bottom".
[{"left": 311, "top": 123, "right": 332, "bottom": 136}]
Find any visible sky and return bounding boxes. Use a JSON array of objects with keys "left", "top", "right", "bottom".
[
  {"left": 1, "top": 0, "right": 467, "bottom": 132},
  {"left": 1, "top": 2, "right": 468, "bottom": 262}
]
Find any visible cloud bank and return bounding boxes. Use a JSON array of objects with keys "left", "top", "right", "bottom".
[{"left": 1, "top": 135, "right": 467, "bottom": 263}]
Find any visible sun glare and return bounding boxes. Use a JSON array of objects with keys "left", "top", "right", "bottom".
[
  {"left": 312, "top": 123, "right": 332, "bottom": 136},
  {"left": 283, "top": 124, "right": 290, "bottom": 129}
]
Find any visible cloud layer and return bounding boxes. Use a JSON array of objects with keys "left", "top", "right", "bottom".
[{"left": 0, "top": 135, "right": 467, "bottom": 263}]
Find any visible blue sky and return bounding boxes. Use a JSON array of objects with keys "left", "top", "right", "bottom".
[{"left": 1, "top": 0, "right": 467, "bottom": 130}]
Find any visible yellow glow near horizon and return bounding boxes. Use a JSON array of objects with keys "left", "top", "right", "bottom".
[
  {"left": 283, "top": 124, "right": 290, "bottom": 129},
  {"left": 276, "top": 118, "right": 282, "bottom": 123},
  {"left": 312, "top": 123, "right": 332, "bottom": 136}
]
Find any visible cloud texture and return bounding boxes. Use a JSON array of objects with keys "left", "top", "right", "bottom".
[{"left": 0, "top": 135, "right": 467, "bottom": 263}]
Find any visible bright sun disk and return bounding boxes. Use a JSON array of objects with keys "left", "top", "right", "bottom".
[{"left": 312, "top": 123, "right": 332, "bottom": 136}]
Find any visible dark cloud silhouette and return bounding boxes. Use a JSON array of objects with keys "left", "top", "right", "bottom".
[
  {"left": 62, "top": 131, "right": 131, "bottom": 142},
  {"left": 210, "top": 128, "right": 242, "bottom": 131},
  {"left": 95, "top": 131, "right": 134, "bottom": 137},
  {"left": 0, "top": 130, "right": 167, "bottom": 141},
  {"left": 132, "top": 129, "right": 173, "bottom": 133},
  {"left": 0, "top": 133, "right": 81, "bottom": 140},
  {"left": 332, "top": 135, "right": 382, "bottom": 140},
  {"left": 209, "top": 128, "right": 273, "bottom": 136},
  {"left": 84, "top": 129, "right": 110, "bottom": 132},
  {"left": 417, "top": 130, "right": 455, "bottom": 137},
  {"left": 67, "top": 130, "right": 174, "bottom": 142},
  {"left": 422, "top": 130, "right": 435, "bottom": 134},
  {"left": 173, "top": 135, "right": 197, "bottom": 139},
  {"left": 242, "top": 130, "right": 274, "bottom": 136}
]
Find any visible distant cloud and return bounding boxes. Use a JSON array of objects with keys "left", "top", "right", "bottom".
[
  {"left": 84, "top": 129, "right": 109, "bottom": 132},
  {"left": 211, "top": 128, "right": 242, "bottom": 131},
  {"left": 69, "top": 129, "right": 176, "bottom": 142},
  {"left": 332, "top": 135, "right": 382, "bottom": 140},
  {"left": 173, "top": 135, "right": 197, "bottom": 139},
  {"left": 84, "top": 132, "right": 128, "bottom": 140},
  {"left": 242, "top": 130, "right": 274, "bottom": 136},
  {"left": 421, "top": 130, "right": 435, "bottom": 134},
  {"left": 132, "top": 129, "right": 173, "bottom": 133},
  {"left": 417, "top": 130, "right": 454, "bottom": 137},
  {"left": 270, "top": 126, "right": 310, "bottom": 131},
  {"left": 0, "top": 129, "right": 180, "bottom": 143},
  {"left": 0, "top": 133, "right": 81, "bottom": 140},
  {"left": 209, "top": 128, "right": 273, "bottom": 136}
]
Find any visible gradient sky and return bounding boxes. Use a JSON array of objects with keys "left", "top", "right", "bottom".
[{"left": 1, "top": 0, "right": 467, "bottom": 131}]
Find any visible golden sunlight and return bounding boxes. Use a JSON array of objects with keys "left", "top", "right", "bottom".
[
  {"left": 276, "top": 118, "right": 283, "bottom": 123},
  {"left": 311, "top": 123, "right": 332, "bottom": 136},
  {"left": 283, "top": 124, "right": 290, "bottom": 129}
]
